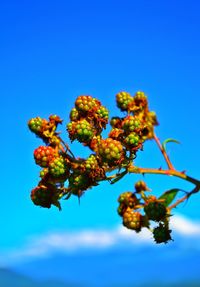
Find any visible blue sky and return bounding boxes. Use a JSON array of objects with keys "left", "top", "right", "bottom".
[{"left": 0, "top": 0, "right": 200, "bottom": 285}]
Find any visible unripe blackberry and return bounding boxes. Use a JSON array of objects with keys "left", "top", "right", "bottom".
[
  {"left": 49, "top": 156, "right": 69, "bottom": 179},
  {"left": 116, "top": 91, "right": 134, "bottom": 111},
  {"left": 110, "top": 117, "right": 123, "bottom": 129},
  {"left": 75, "top": 95, "right": 101, "bottom": 113},
  {"left": 67, "top": 120, "right": 94, "bottom": 143},
  {"left": 40, "top": 168, "right": 49, "bottom": 179},
  {"left": 31, "top": 185, "right": 53, "bottom": 208},
  {"left": 124, "top": 133, "right": 140, "bottom": 149},
  {"left": 135, "top": 180, "right": 150, "bottom": 193},
  {"left": 75, "top": 119, "right": 94, "bottom": 143},
  {"left": 28, "top": 117, "right": 48, "bottom": 135},
  {"left": 70, "top": 108, "right": 80, "bottom": 121},
  {"left": 133, "top": 91, "right": 148, "bottom": 112},
  {"left": 153, "top": 223, "right": 172, "bottom": 244},
  {"left": 98, "top": 138, "right": 125, "bottom": 166},
  {"left": 118, "top": 192, "right": 138, "bottom": 209},
  {"left": 85, "top": 154, "right": 98, "bottom": 171},
  {"left": 123, "top": 209, "right": 142, "bottom": 232},
  {"left": 67, "top": 121, "right": 76, "bottom": 141},
  {"left": 96, "top": 105, "right": 109, "bottom": 120},
  {"left": 34, "top": 146, "right": 57, "bottom": 167},
  {"left": 144, "top": 201, "right": 167, "bottom": 222},
  {"left": 109, "top": 128, "right": 124, "bottom": 141},
  {"left": 122, "top": 116, "right": 141, "bottom": 133}
]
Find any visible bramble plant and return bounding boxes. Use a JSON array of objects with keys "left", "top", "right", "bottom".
[{"left": 28, "top": 92, "right": 200, "bottom": 244}]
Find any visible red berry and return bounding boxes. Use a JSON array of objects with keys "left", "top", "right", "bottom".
[{"left": 34, "top": 146, "right": 57, "bottom": 167}]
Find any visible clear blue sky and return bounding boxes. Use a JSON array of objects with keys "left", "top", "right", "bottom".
[{"left": 0, "top": 0, "right": 200, "bottom": 285}]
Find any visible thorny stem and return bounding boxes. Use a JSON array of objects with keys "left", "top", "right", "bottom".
[
  {"left": 153, "top": 133, "right": 175, "bottom": 170},
  {"left": 128, "top": 166, "right": 199, "bottom": 186},
  {"left": 128, "top": 165, "right": 200, "bottom": 208}
]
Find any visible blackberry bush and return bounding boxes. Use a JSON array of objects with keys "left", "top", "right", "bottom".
[{"left": 28, "top": 90, "right": 200, "bottom": 244}]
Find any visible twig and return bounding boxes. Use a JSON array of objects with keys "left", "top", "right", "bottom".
[{"left": 153, "top": 133, "right": 175, "bottom": 170}]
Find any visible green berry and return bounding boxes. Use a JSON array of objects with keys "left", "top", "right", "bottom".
[
  {"left": 70, "top": 108, "right": 80, "bottom": 121},
  {"left": 75, "top": 119, "right": 94, "bottom": 143},
  {"left": 122, "top": 116, "right": 141, "bottom": 133},
  {"left": 153, "top": 223, "right": 172, "bottom": 244},
  {"left": 28, "top": 117, "right": 48, "bottom": 135},
  {"left": 49, "top": 156, "right": 69, "bottom": 179},
  {"left": 84, "top": 154, "right": 98, "bottom": 171},
  {"left": 124, "top": 133, "right": 140, "bottom": 149},
  {"left": 75, "top": 95, "right": 101, "bottom": 113},
  {"left": 98, "top": 138, "right": 125, "bottom": 166},
  {"left": 118, "top": 192, "right": 138, "bottom": 209},
  {"left": 133, "top": 91, "right": 148, "bottom": 112},
  {"left": 123, "top": 209, "right": 142, "bottom": 232},
  {"left": 144, "top": 201, "right": 167, "bottom": 222},
  {"left": 116, "top": 91, "right": 134, "bottom": 111},
  {"left": 96, "top": 105, "right": 109, "bottom": 120}
]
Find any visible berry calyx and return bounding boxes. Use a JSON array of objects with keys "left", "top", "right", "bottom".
[{"left": 135, "top": 180, "right": 150, "bottom": 193}]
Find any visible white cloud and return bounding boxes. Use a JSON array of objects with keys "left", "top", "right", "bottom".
[
  {"left": 170, "top": 214, "right": 200, "bottom": 235},
  {"left": 1, "top": 214, "right": 200, "bottom": 265}
]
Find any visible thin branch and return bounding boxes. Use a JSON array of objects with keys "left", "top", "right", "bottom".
[
  {"left": 153, "top": 133, "right": 175, "bottom": 170},
  {"left": 128, "top": 165, "right": 200, "bottom": 186},
  {"left": 169, "top": 185, "right": 200, "bottom": 210}
]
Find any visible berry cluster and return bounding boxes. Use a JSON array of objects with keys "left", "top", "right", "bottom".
[
  {"left": 117, "top": 181, "right": 172, "bottom": 243},
  {"left": 67, "top": 95, "right": 109, "bottom": 145},
  {"left": 28, "top": 90, "right": 184, "bottom": 244},
  {"left": 109, "top": 91, "right": 158, "bottom": 156}
]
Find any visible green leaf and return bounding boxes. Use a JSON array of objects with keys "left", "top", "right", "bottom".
[
  {"left": 110, "top": 170, "right": 127, "bottom": 184},
  {"left": 159, "top": 188, "right": 180, "bottom": 207},
  {"left": 162, "top": 138, "right": 180, "bottom": 152}
]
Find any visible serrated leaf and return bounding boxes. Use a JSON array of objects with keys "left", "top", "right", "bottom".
[
  {"left": 159, "top": 188, "right": 180, "bottom": 207},
  {"left": 162, "top": 138, "right": 180, "bottom": 152}
]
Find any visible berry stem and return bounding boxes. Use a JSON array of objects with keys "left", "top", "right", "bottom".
[
  {"left": 128, "top": 165, "right": 200, "bottom": 186},
  {"left": 153, "top": 133, "right": 175, "bottom": 170},
  {"left": 168, "top": 185, "right": 200, "bottom": 210}
]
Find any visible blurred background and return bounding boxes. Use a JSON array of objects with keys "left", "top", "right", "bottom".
[{"left": 0, "top": 0, "right": 200, "bottom": 286}]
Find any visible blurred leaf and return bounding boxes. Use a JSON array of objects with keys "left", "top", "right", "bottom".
[
  {"left": 162, "top": 138, "right": 180, "bottom": 152},
  {"left": 159, "top": 188, "right": 181, "bottom": 207},
  {"left": 110, "top": 170, "right": 127, "bottom": 184}
]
